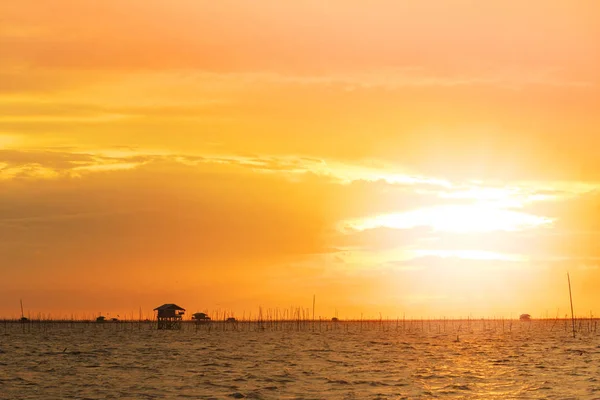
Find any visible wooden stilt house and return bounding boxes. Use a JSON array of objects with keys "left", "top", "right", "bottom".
[
  {"left": 192, "top": 312, "right": 211, "bottom": 324},
  {"left": 519, "top": 313, "right": 532, "bottom": 322},
  {"left": 154, "top": 303, "right": 185, "bottom": 330}
]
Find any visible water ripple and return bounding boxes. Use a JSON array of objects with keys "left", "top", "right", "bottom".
[{"left": 1, "top": 321, "right": 599, "bottom": 399}]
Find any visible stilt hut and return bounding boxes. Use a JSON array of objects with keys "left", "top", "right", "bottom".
[
  {"left": 192, "top": 312, "right": 211, "bottom": 324},
  {"left": 154, "top": 304, "right": 185, "bottom": 330},
  {"left": 519, "top": 314, "right": 532, "bottom": 322}
]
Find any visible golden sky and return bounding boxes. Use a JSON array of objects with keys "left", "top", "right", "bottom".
[{"left": 1, "top": 1, "right": 599, "bottom": 319}]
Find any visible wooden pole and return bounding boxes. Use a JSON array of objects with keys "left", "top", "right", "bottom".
[
  {"left": 567, "top": 272, "right": 576, "bottom": 338},
  {"left": 312, "top": 295, "right": 315, "bottom": 332}
]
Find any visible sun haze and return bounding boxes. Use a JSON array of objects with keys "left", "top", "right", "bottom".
[{"left": 1, "top": 0, "right": 599, "bottom": 319}]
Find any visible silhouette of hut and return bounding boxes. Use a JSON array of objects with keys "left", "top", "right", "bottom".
[
  {"left": 96, "top": 316, "right": 106, "bottom": 323},
  {"left": 154, "top": 303, "right": 185, "bottom": 330},
  {"left": 225, "top": 317, "right": 237, "bottom": 323},
  {"left": 192, "top": 312, "right": 211, "bottom": 323},
  {"left": 519, "top": 314, "right": 532, "bottom": 321}
]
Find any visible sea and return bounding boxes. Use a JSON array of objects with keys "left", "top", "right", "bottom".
[{"left": 1, "top": 319, "right": 599, "bottom": 399}]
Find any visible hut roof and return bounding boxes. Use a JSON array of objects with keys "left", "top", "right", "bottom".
[{"left": 154, "top": 303, "right": 186, "bottom": 312}]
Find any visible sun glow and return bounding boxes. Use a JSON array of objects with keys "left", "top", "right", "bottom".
[{"left": 344, "top": 203, "right": 553, "bottom": 234}]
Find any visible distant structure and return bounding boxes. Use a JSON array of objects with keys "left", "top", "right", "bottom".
[
  {"left": 331, "top": 317, "right": 339, "bottom": 322},
  {"left": 154, "top": 304, "right": 185, "bottom": 330},
  {"left": 192, "top": 312, "right": 211, "bottom": 324},
  {"left": 96, "top": 316, "right": 106, "bottom": 323},
  {"left": 19, "top": 299, "right": 28, "bottom": 322},
  {"left": 225, "top": 317, "right": 237, "bottom": 323},
  {"left": 519, "top": 314, "right": 532, "bottom": 321}
]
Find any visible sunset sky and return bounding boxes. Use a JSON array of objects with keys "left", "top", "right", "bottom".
[{"left": 1, "top": 1, "right": 599, "bottom": 319}]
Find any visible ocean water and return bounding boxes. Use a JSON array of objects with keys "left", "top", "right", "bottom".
[{"left": 1, "top": 320, "right": 599, "bottom": 399}]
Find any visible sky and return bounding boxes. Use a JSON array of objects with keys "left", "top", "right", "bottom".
[{"left": 1, "top": 0, "right": 599, "bottom": 319}]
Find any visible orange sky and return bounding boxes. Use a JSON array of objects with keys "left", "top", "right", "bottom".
[{"left": 1, "top": 1, "right": 599, "bottom": 319}]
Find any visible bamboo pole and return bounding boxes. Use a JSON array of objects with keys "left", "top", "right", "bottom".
[
  {"left": 568, "top": 272, "right": 576, "bottom": 338},
  {"left": 312, "top": 295, "right": 315, "bottom": 332}
]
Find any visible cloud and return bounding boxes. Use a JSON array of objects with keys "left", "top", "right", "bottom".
[
  {"left": 333, "top": 226, "right": 434, "bottom": 251},
  {"left": 0, "top": 151, "right": 451, "bottom": 277},
  {"left": 0, "top": 149, "right": 152, "bottom": 180},
  {"left": 0, "top": 160, "right": 332, "bottom": 286},
  {"left": 2, "top": 1, "right": 598, "bottom": 78},
  {"left": 2, "top": 148, "right": 600, "bottom": 317},
  {"left": 1, "top": 1, "right": 599, "bottom": 186}
]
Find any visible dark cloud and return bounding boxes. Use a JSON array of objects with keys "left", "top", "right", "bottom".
[{"left": 0, "top": 149, "right": 98, "bottom": 169}]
